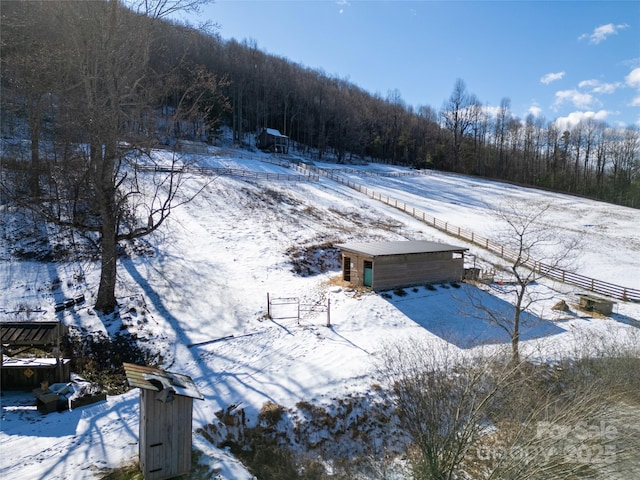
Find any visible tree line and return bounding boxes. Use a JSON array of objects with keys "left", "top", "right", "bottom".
[{"left": 3, "top": 1, "right": 639, "bottom": 209}]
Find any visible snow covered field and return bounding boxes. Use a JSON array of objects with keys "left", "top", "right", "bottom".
[{"left": 1, "top": 146, "right": 639, "bottom": 479}]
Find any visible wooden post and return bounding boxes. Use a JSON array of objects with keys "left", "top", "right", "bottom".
[
  {"left": 326, "top": 298, "right": 331, "bottom": 327},
  {"left": 267, "top": 292, "right": 270, "bottom": 318},
  {"left": 55, "top": 322, "right": 63, "bottom": 383}
]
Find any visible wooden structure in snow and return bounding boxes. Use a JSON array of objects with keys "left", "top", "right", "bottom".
[
  {"left": 0, "top": 321, "right": 70, "bottom": 390},
  {"left": 123, "top": 363, "right": 204, "bottom": 480},
  {"left": 577, "top": 294, "right": 615, "bottom": 315},
  {"left": 174, "top": 139, "right": 209, "bottom": 154},
  {"left": 337, "top": 240, "right": 468, "bottom": 291},
  {"left": 257, "top": 127, "right": 289, "bottom": 153}
]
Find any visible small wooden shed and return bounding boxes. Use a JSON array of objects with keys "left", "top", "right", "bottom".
[
  {"left": 0, "top": 321, "right": 70, "bottom": 390},
  {"left": 577, "top": 294, "right": 615, "bottom": 315},
  {"left": 257, "top": 127, "right": 289, "bottom": 153},
  {"left": 123, "top": 363, "right": 204, "bottom": 480},
  {"left": 337, "top": 240, "right": 468, "bottom": 291}
]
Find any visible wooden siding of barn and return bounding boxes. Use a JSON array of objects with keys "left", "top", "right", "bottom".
[
  {"left": 1, "top": 360, "right": 70, "bottom": 390},
  {"left": 374, "top": 252, "right": 464, "bottom": 290},
  {"left": 344, "top": 251, "right": 464, "bottom": 290},
  {"left": 140, "top": 389, "right": 193, "bottom": 480}
]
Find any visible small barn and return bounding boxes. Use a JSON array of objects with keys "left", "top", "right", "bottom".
[
  {"left": 337, "top": 240, "right": 468, "bottom": 290},
  {"left": 123, "top": 362, "right": 204, "bottom": 480},
  {"left": 1, "top": 321, "right": 70, "bottom": 390},
  {"left": 257, "top": 127, "right": 289, "bottom": 153}
]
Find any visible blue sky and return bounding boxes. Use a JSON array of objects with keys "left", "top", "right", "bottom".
[{"left": 184, "top": 1, "right": 640, "bottom": 128}]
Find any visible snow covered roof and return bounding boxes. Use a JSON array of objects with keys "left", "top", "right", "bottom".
[
  {"left": 123, "top": 362, "right": 204, "bottom": 400},
  {"left": 336, "top": 240, "right": 468, "bottom": 257},
  {"left": 1, "top": 357, "right": 70, "bottom": 368},
  {"left": 264, "top": 127, "right": 287, "bottom": 137}
]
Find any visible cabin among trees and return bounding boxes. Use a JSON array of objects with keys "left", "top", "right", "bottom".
[
  {"left": 337, "top": 240, "right": 468, "bottom": 291},
  {"left": 257, "top": 128, "right": 289, "bottom": 153}
]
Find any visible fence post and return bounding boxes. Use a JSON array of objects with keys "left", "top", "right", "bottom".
[
  {"left": 326, "top": 298, "right": 331, "bottom": 327},
  {"left": 267, "top": 292, "right": 270, "bottom": 318}
]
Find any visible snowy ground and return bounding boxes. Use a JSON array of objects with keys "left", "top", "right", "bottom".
[{"left": 1, "top": 146, "right": 639, "bottom": 479}]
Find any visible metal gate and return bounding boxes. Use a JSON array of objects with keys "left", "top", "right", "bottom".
[
  {"left": 267, "top": 293, "right": 300, "bottom": 320},
  {"left": 267, "top": 293, "right": 331, "bottom": 326}
]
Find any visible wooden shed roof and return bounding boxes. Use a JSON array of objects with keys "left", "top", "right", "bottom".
[
  {"left": 337, "top": 240, "right": 468, "bottom": 257},
  {"left": 123, "top": 362, "right": 204, "bottom": 400},
  {"left": 0, "top": 321, "right": 68, "bottom": 347}
]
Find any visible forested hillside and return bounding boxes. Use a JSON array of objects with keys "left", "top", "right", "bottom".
[{"left": 1, "top": 0, "right": 639, "bottom": 207}]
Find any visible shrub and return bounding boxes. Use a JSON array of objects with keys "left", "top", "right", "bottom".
[
  {"left": 66, "top": 329, "right": 155, "bottom": 394},
  {"left": 259, "top": 401, "right": 285, "bottom": 426}
]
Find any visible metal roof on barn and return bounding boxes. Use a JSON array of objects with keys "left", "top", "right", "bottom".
[
  {"left": 0, "top": 322, "right": 68, "bottom": 347},
  {"left": 336, "top": 240, "right": 468, "bottom": 257},
  {"left": 123, "top": 362, "right": 204, "bottom": 400}
]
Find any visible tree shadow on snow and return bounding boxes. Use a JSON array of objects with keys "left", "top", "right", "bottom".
[
  {"left": 382, "top": 283, "right": 565, "bottom": 349},
  {"left": 610, "top": 312, "right": 640, "bottom": 329}
]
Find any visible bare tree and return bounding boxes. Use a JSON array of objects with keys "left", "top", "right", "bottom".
[
  {"left": 476, "top": 201, "right": 580, "bottom": 364},
  {"left": 378, "top": 338, "right": 639, "bottom": 480},
  {"left": 441, "top": 79, "right": 473, "bottom": 171},
  {"left": 377, "top": 340, "right": 518, "bottom": 480},
  {"left": 0, "top": 1, "right": 65, "bottom": 195},
  {"left": 0, "top": 0, "right": 224, "bottom": 313}
]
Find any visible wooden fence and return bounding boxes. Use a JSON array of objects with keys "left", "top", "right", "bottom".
[
  {"left": 137, "top": 165, "right": 319, "bottom": 182},
  {"left": 309, "top": 166, "right": 639, "bottom": 302}
]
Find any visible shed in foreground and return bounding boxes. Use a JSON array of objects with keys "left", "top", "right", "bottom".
[{"left": 124, "top": 362, "right": 204, "bottom": 480}]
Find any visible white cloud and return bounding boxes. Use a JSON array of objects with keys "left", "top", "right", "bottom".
[
  {"left": 528, "top": 104, "right": 543, "bottom": 118},
  {"left": 540, "top": 72, "right": 565, "bottom": 84},
  {"left": 592, "top": 83, "right": 620, "bottom": 94},
  {"left": 578, "top": 79, "right": 598, "bottom": 89},
  {"left": 625, "top": 69, "right": 640, "bottom": 110},
  {"left": 554, "top": 89, "right": 596, "bottom": 109},
  {"left": 578, "top": 79, "right": 620, "bottom": 94},
  {"left": 578, "top": 23, "right": 629, "bottom": 44},
  {"left": 626, "top": 68, "right": 640, "bottom": 89},
  {"left": 554, "top": 110, "right": 610, "bottom": 129},
  {"left": 481, "top": 105, "right": 501, "bottom": 119}
]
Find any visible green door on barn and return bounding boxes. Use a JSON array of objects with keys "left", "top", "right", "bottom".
[{"left": 363, "top": 261, "right": 373, "bottom": 287}]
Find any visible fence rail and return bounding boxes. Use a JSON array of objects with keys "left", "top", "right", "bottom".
[
  {"left": 137, "top": 165, "right": 319, "bottom": 182},
  {"left": 309, "top": 166, "right": 639, "bottom": 302}
]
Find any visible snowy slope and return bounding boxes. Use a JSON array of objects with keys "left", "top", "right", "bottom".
[{"left": 1, "top": 148, "right": 639, "bottom": 479}]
